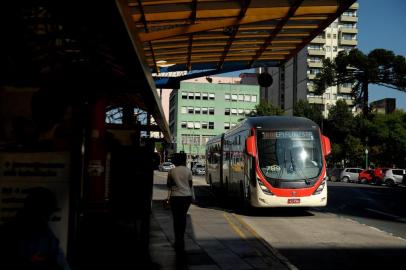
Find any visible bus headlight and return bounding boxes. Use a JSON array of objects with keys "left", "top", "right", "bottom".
[
  {"left": 313, "top": 179, "right": 326, "bottom": 195},
  {"left": 258, "top": 178, "right": 273, "bottom": 195}
]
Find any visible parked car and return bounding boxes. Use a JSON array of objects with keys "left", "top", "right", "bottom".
[
  {"left": 158, "top": 162, "right": 175, "bottom": 172},
  {"left": 192, "top": 163, "right": 206, "bottom": 175},
  {"left": 340, "top": 168, "right": 363, "bottom": 182},
  {"left": 383, "top": 169, "right": 406, "bottom": 186},
  {"left": 358, "top": 169, "right": 374, "bottom": 184}
]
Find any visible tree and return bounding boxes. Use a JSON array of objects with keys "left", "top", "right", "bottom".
[
  {"left": 366, "top": 110, "right": 406, "bottom": 168},
  {"left": 293, "top": 99, "right": 323, "bottom": 126},
  {"left": 324, "top": 100, "right": 354, "bottom": 143},
  {"left": 248, "top": 100, "right": 284, "bottom": 116},
  {"left": 314, "top": 49, "right": 406, "bottom": 116}
]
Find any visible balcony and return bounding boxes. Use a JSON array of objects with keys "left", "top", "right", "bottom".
[
  {"left": 339, "top": 39, "right": 358, "bottom": 46},
  {"left": 338, "top": 86, "right": 352, "bottom": 94},
  {"left": 308, "top": 61, "right": 323, "bottom": 68},
  {"left": 340, "top": 15, "right": 358, "bottom": 22},
  {"left": 308, "top": 49, "right": 325, "bottom": 56},
  {"left": 311, "top": 37, "right": 325, "bottom": 44},
  {"left": 349, "top": 2, "right": 359, "bottom": 9},
  {"left": 344, "top": 99, "right": 355, "bottom": 106},
  {"left": 308, "top": 96, "right": 324, "bottom": 104},
  {"left": 340, "top": 28, "right": 358, "bottom": 34},
  {"left": 307, "top": 74, "right": 316, "bottom": 80}
]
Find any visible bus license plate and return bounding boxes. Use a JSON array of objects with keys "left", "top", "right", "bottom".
[{"left": 288, "top": 198, "right": 300, "bottom": 204}]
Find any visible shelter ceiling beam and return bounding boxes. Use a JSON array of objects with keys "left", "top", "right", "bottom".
[
  {"left": 217, "top": 0, "right": 251, "bottom": 70},
  {"left": 138, "top": 6, "right": 337, "bottom": 42},
  {"left": 136, "top": 0, "right": 159, "bottom": 73},
  {"left": 187, "top": 0, "right": 197, "bottom": 71},
  {"left": 249, "top": 0, "right": 304, "bottom": 67}
]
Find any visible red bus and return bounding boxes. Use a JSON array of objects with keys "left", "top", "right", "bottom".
[{"left": 205, "top": 116, "right": 331, "bottom": 208}]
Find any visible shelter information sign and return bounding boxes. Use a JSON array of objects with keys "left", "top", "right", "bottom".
[{"left": 0, "top": 152, "right": 70, "bottom": 253}]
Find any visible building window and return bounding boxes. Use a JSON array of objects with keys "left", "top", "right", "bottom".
[
  {"left": 327, "top": 33, "right": 331, "bottom": 38},
  {"left": 225, "top": 108, "right": 230, "bottom": 115},
  {"left": 209, "top": 122, "right": 214, "bottom": 129},
  {"left": 342, "top": 11, "right": 356, "bottom": 17},
  {"left": 342, "top": 33, "right": 356, "bottom": 40},
  {"left": 308, "top": 68, "right": 321, "bottom": 75},
  {"left": 238, "top": 109, "right": 244, "bottom": 115},
  {"left": 333, "top": 46, "right": 337, "bottom": 52},
  {"left": 231, "top": 94, "right": 237, "bottom": 101},
  {"left": 231, "top": 108, "right": 237, "bottom": 115},
  {"left": 342, "top": 23, "right": 356, "bottom": 29},
  {"left": 188, "top": 107, "right": 194, "bottom": 114},
  {"left": 194, "top": 107, "right": 201, "bottom": 114},
  {"left": 251, "top": 95, "right": 257, "bottom": 102},
  {"left": 308, "top": 44, "right": 323, "bottom": 50},
  {"left": 244, "top": 95, "right": 251, "bottom": 102},
  {"left": 202, "top": 93, "right": 208, "bottom": 100},
  {"left": 238, "top": 94, "right": 244, "bottom": 101},
  {"left": 182, "top": 92, "right": 188, "bottom": 99},
  {"left": 194, "top": 92, "right": 201, "bottom": 100},
  {"left": 181, "top": 107, "right": 187, "bottom": 114},
  {"left": 194, "top": 122, "right": 201, "bottom": 129},
  {"left": 325, "top": 46, "right": 331, "bottom": 52},
  {"left": 209, "top": 107, "right": 215, "bottom": 115},
  {"left": 187, "top": 122, "right": 194, "bottom": 129},
  {"left": 231, "top": 123, "right": 236, "bottom": 128},
  {"left": 333, "top": 34, "right": 337, "bottom": 39},
  {"left": 225, "top": 93, "right": 230, "bottom": 101},
  {"left": 202, "top": 122, "right": 208, "bottom": 129},
  {"left": 308, "top": 56, "right": 322, "bottom": 63},
  {"left": 209, "top": 93, "right": 215, "bottom": 100},
  {"left": 224, "top": 123, "right": 230, "bottom": 130},
  {"left": 181, "top": 122, "right": 187, "bottom": 128},
  {"left": 245, "top": 109, "right": 251, "bottom": 115},
  {"left": 202, "top": 107, "right": 208, "bottom": 114}
]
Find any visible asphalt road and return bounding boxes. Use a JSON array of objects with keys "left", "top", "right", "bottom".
[{"left": 190, "top": 176, "right": 406, "bottom": 270}]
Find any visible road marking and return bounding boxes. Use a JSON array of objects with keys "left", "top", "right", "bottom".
[
  {"left": 223, "top": 213, "right": 247, "bottom": 240},
  {"left": 365, "top": 208, "right": 400, "bottom": 219}
]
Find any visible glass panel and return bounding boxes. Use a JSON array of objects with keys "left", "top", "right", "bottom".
[{"left": 256, "top": 131, "right": 322, "bottom": 181}]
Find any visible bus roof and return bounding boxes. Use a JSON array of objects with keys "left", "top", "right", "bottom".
[
  {"left": 206, "top": 116, "right": 319, "bottom": 145},
  {"left": 242, "top": 116, "right": 319, "bottom": 130}
]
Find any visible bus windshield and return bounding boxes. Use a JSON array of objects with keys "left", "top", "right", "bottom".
[{"left": 256, "top": 130, "right": 322, "bottom": 181}]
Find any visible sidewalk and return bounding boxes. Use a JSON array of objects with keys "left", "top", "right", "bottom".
[{"left": 149, "top": 175, "right": 292, "bottom": 270}]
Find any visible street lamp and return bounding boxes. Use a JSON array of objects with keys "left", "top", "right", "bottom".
[{"left": 365, "top": 148, "right": 369, "bottom": 169}]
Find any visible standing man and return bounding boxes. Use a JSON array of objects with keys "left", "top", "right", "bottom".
[{"left": 167, "top": 153, "right": 194, "bottom": 257}]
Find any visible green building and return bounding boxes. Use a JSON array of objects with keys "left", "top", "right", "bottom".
[{"left": 169, "top": 79, "right": 259, "bottom": 164}]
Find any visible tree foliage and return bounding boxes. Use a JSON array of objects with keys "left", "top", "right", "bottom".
[
  {"left": 293, "top": 99, "right": 323, "bottom": 126},
  {"left": 249, "top": 100, "right": 284, "bottom": 116},
  {"left": 314, "top": 48, "right": 406, "bottom": 116},
  {"left": 324, "top": 98, "right": 406, "bottom": 168}
]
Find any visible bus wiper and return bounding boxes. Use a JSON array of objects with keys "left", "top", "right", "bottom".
[{"left": 290, "top": 150, "right": 311, "bottom": 185}]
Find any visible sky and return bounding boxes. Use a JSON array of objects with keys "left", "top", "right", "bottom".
[
  {"left": 218, "top": 0, "right": 406, "bottom": 110},
  {"left": 357, "top": 0, "right": 406, "bottom": 110}
]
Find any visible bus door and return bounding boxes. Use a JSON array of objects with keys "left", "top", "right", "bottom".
[
  {"left": 230, "top": 134, "right": 244, "bottom": 196},
  {"left": 223, "top": 138, "right": 231, "bottom": 194}
]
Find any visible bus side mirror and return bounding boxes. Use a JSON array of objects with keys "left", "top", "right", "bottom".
[
  {"left": 322, "top": 135, "right": 331, "bottom": 156},
  {"left": 246, "top": 136, "right": 257, "bottom": 157}
]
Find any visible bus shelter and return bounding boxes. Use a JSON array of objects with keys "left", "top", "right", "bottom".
[{"left": 0, "top": 0, "right": 355, "bottom": 268}]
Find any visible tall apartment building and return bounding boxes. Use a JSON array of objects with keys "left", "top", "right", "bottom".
[
  {"left": 169, "top": 77, "right": 259, "bottom": 163},
  {"left": 261, "top": 2, "right": 359, "bottom": 116}
]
